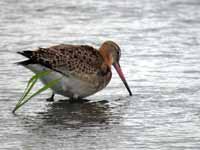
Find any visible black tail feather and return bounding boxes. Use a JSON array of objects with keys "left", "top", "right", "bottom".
[
  {"left": 16, "top": 59, "right": 34, "bottom": 66},
  {"left": 17, "top": 51, "right": 33, "bottom": 58}
]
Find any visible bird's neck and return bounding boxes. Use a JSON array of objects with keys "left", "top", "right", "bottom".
[{"left": 99, "top": 47, "right": 113, "bottom": 68}]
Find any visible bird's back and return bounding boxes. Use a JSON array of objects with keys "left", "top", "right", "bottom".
[{"left": 18, "top": 44, "right": 112, "bottom": 90}]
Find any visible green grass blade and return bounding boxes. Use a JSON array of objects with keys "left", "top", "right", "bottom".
[
  {"left": 13, "top": 70, "right": 54, "bottom": 113},
  {"left": 34, "top": 70, "right": 52, "bottom": 78},
  {"left": 14, "top": 78, "right": 61, "bottom": 112},
  {"left": 12, "top": 74, "right": 61, "bottom": 113},
  {"left": 15, "top": 76, "right": 38, "bottom": 107},
  {"left": 16, "top": 70, "right": 51, "bottom": 105}
]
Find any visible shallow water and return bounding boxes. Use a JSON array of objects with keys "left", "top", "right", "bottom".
[{"left": 1, "top": 0, "right": 200, "bottom": 149}]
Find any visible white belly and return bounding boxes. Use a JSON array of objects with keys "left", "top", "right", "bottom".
[{"left": 24, "top": 64, "right": 99, "bottom": 98}]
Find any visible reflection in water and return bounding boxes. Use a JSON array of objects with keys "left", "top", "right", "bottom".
[
  {"left": 36, "top": 99, "right": 111, "bottom": 128},
  {"left": 13, "top": 99, "right": 120, "bottom": 150}
]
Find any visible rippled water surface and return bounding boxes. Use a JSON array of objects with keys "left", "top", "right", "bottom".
[{"left": 1, "top": 0, "right": 200, "bottom": 149}]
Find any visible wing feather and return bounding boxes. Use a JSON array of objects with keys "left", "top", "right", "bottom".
[{"left": 19, "top": 44, "right": 104, "bottom": 76}]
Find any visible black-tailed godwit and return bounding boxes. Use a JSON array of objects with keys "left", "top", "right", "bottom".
[{"left": 17, "top": 41, "right": 132, "bottom": 101}]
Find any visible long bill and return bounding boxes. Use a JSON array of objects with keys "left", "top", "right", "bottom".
[{"left": 113, "top": 63, "right": 132, "bottom": 96}]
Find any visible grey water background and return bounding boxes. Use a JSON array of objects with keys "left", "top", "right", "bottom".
[{"left": 0, "top": 0, "right": 200, "bottom": 149}]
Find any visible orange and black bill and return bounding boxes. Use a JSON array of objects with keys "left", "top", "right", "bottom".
[{"left": 114, "top": 63, "right": 132, "bottom": 96}]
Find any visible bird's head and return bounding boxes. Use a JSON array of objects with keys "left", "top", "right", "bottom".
[{"left": 99, "top": 41, "right": 132, "bottom": 96}]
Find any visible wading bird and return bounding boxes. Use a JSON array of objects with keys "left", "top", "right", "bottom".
[{"left": 17, "top": 41, "right": 132, "bottom": 101}]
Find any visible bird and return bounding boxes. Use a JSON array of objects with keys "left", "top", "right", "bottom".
[{"left": 17, "top": 41, "right": 132, "bottom": 101}]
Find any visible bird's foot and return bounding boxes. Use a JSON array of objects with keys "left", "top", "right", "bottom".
[
  {"left": 46, "top": 93, "right": 55, "bottom": 102},
  {"left": 68, "top": 97, "right": 89, "bottom": 103}
]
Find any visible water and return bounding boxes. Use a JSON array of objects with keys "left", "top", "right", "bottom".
[{"left": 0, "top": 0, "right": 200, "bottom": 149}]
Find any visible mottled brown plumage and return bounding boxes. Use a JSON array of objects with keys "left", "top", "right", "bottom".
[
  {"left": 19, "top": 44, "right": 111, "bottom": 84},
  {"left": 25, "top": 45, "right": 106, "bottom": 74},
  {"left": 18, "top": 41, "right": 132, "bottom": 99}
]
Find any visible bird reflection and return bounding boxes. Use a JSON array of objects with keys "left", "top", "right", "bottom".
[{"left": 37, "top": 99, "right": 111, "bottom": 128}]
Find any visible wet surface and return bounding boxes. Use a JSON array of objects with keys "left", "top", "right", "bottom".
[{"left": 0, "top": 0, "right": 200, "bottom": 149}]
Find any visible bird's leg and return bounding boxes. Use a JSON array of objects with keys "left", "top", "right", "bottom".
[
  {"left": 69, "top": 94, "right": 80, "bottom": 103},
  {"left": 69, "top": 96, "right": 77, "bottom": 103},
  {"left": 46, "top": 93, "right": 55, "bottom": 102},
  {"left": 69, "top": 95, "right": 89, "bottom": 103}
]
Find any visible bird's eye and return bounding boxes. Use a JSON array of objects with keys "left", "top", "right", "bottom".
[{"left": 117, "top": 50, "right": 121, "bottom": 57}]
